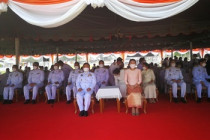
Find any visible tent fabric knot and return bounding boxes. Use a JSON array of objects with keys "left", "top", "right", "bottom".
[
  {"left": 84, "top": 0, "right": 105, "bottom": 8},
  {"left": 0, "top": 1, "right": 7, "bottom": 13}
]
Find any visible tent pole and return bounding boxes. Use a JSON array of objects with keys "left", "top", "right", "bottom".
[
  {"left": 201, "top": 48, "right": 204, "bottom": 58},
  {"left": 171, "top": 49, "right": 173, "bottom": 59},
  {"left": 15, "top": 37, "right": 20, "bottom": 67},
  {"left": 160, "top": 49, "right": 163, "bottom": 66},
  {"left": 160, "top": 49, "right": 163, "bottom": 60},
  {"left": 86, "top": 53, "right": 89, "bottom": 63},
  {"left": 51, "top": 54, "right": 54, "bottom": 64},
  {"left": 75, "top": 53, "right": 78, "bottom": 62},
  {"left": 56, "top": 48, "right": 59, "bottom": 63},
  {"left": 190, "top": 42, "right": 193, "bottom": 61},
  {"left": 122, "top": 52, "right": 125, "bottom": 61}
]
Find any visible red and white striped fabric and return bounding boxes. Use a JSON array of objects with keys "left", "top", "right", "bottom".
[{"left": 0, "top": 0, "right": 198, "bottom": 28}]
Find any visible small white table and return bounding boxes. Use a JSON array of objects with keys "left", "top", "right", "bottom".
[{"left": 96, "top": 86, "right": 122, "bottom": 113}]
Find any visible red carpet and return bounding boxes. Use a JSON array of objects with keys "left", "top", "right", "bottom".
[{"left": 0, "top": 95, "right": 210, "bottom": 140}]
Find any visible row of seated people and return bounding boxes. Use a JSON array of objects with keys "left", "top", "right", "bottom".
[
  {"left": 2, "top": 58, "right": 210, "bottom": 115},
  {"left": 164, "top": 58, "right": 210, "bottom": 103},
  {"left": 113, "top": 58, "right": 210, "bottom": 104},
  {"left": 2, "top": 60, "right": 154, "bottom": 105},
  {"left": 3, "top": 62, "right": 97, "bottom": 117},
  {"left": 3, "top": 58, "right": 210, "bottom": 104},
  {"left": 2, "top": 59, "right": 143, "bottom": 116}
]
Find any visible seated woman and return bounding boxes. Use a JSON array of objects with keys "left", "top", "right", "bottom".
[
  {"left": 113, "top": 67, "right": 127, "bottom": 99},
  {"left": 124, "top": 59, "right": 142, "bottom": 116},
  {"left": 142, "top": 63, "right": 157, "bottom": 103}
]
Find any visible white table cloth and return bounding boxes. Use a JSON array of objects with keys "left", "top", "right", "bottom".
[{"left": 96, "top": 86, "right": 122, "bottom": 101}]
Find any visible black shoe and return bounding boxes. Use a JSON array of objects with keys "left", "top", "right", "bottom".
[
  {"left": 79, "top": 110, "right": 84, "bottom": 117},
  {"left": 84, "top": 111, "right": 88, "bottom": 117},
  {"left": 47, "top": 100, "right": 51, "bottom": 104},
  {"left": 173, "top": 98, "right": 178, "bottom": 103},
  {"left": 32, "top": 100, "right": 36, "bottom": 104},
  {"left": 8, "top": 100, "right": 13, "bottom": 104},
  {"left": 207, "top": 98, "right": 210, "bottom": 102},
  {"left": 50, "top": 99, "right": 55, "bottom": 104},
  {"left": 3, "top": 100, "right": 8, "bottom": 104},
  {"left": 24, "top": 100, "right": 30, "bottom": 104},
  {"left": 197, "top": 98, "right": 202, "bottom": 103},
  {"left": 181, "top": 98, "right": 187, "bottom": 103},
  {"left": 66, "top": 100, "right": 71, "bottom": 104}
]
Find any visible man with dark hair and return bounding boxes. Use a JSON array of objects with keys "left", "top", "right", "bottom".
[
  {"left": 45, "top": 63, "right": 64, "bottom": 104},
  {"left": 94, "top": 60, "right": 109, "bottom": 93},
  {"left": 76, "top": 63, "right": 96, "bottom": 117},
  {"left": 205, "top": 54, "right": 210, "bottom": 76},
  {"left": 58, "top": 60, "right": 73, "bottom": 93},
  {"left": 91, "top": 64, "right": 97, "bottom": 72},
  {"left": 192, "top": 59, "right": 210, "bottom": 103},
  {"left": 109, "top": 57, "right": 124, "bottom": 86},
  {"left": 117, "top": 57, "right": 123, "bottom": 62},
  {"left": 23, "top": 62, "right": 44, "bottom": 104},
  {"left": 66, "top": 62, "right": 83, "bottom": 104},
  {"left": 113, "top": 68, "right": 120, "bottom": 75},
  {"left": 137, "top": 57, "right": 145, "bottom": 70},
  {"left": 190, "top": 54, "right": 199, "bottom": 68},
  {"left": 3, "top": 65, "right": 23, "bottom": 104},
  {"left": 183, "top": 57, "right": 189, "bottom": 70}
]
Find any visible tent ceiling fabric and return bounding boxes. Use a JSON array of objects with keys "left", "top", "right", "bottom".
[
  {"left": 0, "top": 0, "right": 209, "bottom": 41},
  {"left": 0, "top": 0, "right": 210, "bottom": 55},
  {"left": 0, "top": 0, "right": 198, "bottom": 28},
  {"left": 1, "top": 31, "right": 210, "bottom": 55}
]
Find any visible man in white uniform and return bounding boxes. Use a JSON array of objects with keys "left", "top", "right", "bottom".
[
  {"left": 94, "top": 60, "right": 109, "bottom": 93},
  {"left": 3, "top": 65, "right": 23, "bottom": 104},
  {"left": 192, "top": 59, "right": 210, "bottom": 103},
  {"left": 24, "top": 62, "right": 44, "bottom": 104},
  {"left": 45, "top": 63, "right": 64, "bottom": 104},
  {"left": 76, "top": 63, "right": 96, "bottom": 117},
  {"left": 58, "top": 60, "right": 73, "bottom": 93},
  {"left": 66, "top": 62, "right": 82, "bottom": 104},
  {"left": 165, "top": 60, "right": 187, "bottom": 103}
]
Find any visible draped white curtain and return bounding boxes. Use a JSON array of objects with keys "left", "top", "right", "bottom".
[
  {"left": 105, "top": 0, "right": 198, "bottom": 21},
  {"left": 0, "top": 0, "right": 199, "bottom": 28},
  {"left": 8, "top": 0, "right": 87, "bottom": 28}
]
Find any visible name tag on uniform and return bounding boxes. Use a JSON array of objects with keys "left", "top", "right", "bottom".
[{"left": 88, "top": 74, "right": 92, "bottom": 77}]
